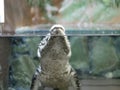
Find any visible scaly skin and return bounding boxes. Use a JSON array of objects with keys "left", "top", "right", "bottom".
[{"left": 30, "top": 25, "right": 80, "bottom": 90}]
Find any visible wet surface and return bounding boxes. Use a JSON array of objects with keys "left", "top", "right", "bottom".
[
  {"left": 81, "top": 86, "right": 120, "bottom": 90},
  {"left": 81, "top": 79, "right": 120, "bottom": 90},
  {"left": 39, "top": 79, "right": 120, "bottom": 90}
]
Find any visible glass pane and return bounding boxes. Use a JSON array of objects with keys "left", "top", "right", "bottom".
[{"left": 6, "top": 36, "right": 120, "bottom": 89}]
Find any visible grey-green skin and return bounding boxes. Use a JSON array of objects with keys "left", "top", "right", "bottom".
[{"left": 30, "top": 25, "right": 80, "bottom": 90}]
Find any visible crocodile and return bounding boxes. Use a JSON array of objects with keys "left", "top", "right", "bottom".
[{"left": 30, "top": 25, "right": 80, "bottom": 90}]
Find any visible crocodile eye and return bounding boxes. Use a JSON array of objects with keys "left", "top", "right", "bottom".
[
  {"left": 50, "top": 29, "right": 56, "bottom": 35},
  {"left": 59, "top": 27, "right": 65, "bottom": 32},
  {"left": 51, "top": 28, "right": 57, "bottom": 32},
  {"left": 41, "top": 41, "right": 45, "bottom": 45}
]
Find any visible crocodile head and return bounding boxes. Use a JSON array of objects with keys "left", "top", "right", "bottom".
[{"left": 37, "top": 24, "right": 71, "bottom": 60}]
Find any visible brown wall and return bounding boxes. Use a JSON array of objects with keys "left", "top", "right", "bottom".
[
  {"left": 3, "top": 0, "right": 32, "bottom": 34},
  {"left": 0, "top": 38, "right": 11, "bottom": 90}
]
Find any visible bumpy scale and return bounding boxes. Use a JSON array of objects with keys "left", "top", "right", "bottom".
[{"left": 30, "top": 25, "right": 81, "bottom": 90}]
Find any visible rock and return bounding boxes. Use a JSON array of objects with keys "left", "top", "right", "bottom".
[
  {"left": 91, "top": 37, "right": 119, "bottom": 74},
  {"left": 10, "top": 37, "right": 41, "bottom": 88},
  {"left": 12, "top": 55, "right": 36, "bottom": 87},
  {"left": 70, "top": 37, "right": 89, "bottom": 70},
  {"left": 112, "top": 70, "right": 120, "bottom": 78}
]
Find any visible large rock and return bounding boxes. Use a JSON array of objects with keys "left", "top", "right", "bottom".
[
  {"left": 91, "top": 37, "right": 119, "bottom": 74},
  {"left": 9, "top": 37, "right": 41, "bottom": 89},
  {"left": 70, "top": 37, "right": 89, "bottom": 70},
  {"left": 12, "top": 55, "right": 36, "bottom": 87}
]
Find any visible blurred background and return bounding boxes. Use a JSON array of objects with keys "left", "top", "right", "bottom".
[{"left": 2, "top": 0, "right": 120, "bottom": 34}]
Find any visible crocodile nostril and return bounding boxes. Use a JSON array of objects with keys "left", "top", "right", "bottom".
[{"left": 55, "top": 30, "right": 59, "bottom": 34}]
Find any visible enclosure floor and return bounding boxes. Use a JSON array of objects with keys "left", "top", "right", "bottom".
[
  {"left": 44, "top": 79, "right": 120, "bottom": 90},
  {"left": 81, "top": 79, "right": 120, "bottom": 90}
]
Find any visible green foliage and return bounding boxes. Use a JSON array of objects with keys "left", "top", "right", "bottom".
[
  {"left": 115, "top": 0, "right": 120, "bottom": 7},
  {"left": 26, "top": 0, "right": 49, "bottom": 11},
  {"left": 26, "top": 0, "right": 120, "bottom": 23},
  {"left": 61, "top": 1, "right": 84, "bottom": 15},
  {"left": 57, "top": 0, "right": 120, "bottom": 23},
  {"left": 27, "top": 0, "right": 50, "bottom": 7},
  {"left": 27, "top": 0, "right": 32, "bottom": 6},
  {"left": 102, "top": 0, "right": 120, "bottom": 7}
]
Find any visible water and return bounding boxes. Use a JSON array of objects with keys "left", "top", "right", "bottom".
[
  {"left": 15, "top": 29, "right": 120, "bottom": 36},
  {"left": 1, "top": 28, "right": 120, "bottom": 90}
]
